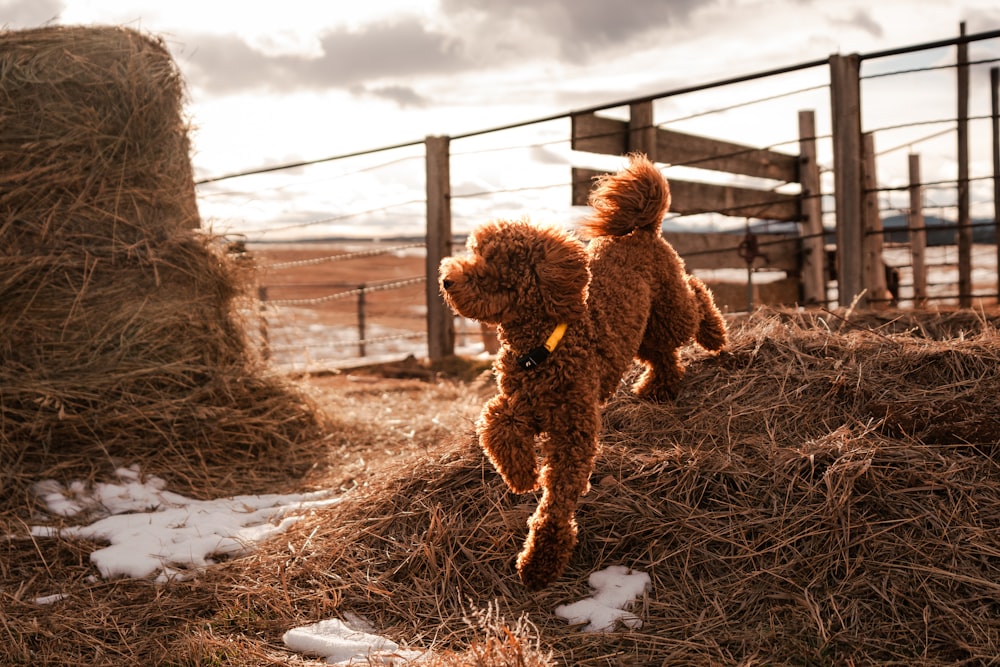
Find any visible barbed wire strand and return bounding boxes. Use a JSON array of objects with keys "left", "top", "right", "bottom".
[
  {"left": 269, "top": 330, "right": 427, "bottom": 353},
  {"left": 262, "top": 276, "right": 426, "bottom": 306},
  {"left": 190, "top": 29, "right": 1000, "bottom": 187},
  {"left": 262, "top": 243, "right": 426, "bottom": 270},
  {"left": 862, "top": 56, "right": 1000, "bottom": 80},
  {"left": 198, "top": 153, "right": 425, "bottom": 200}
]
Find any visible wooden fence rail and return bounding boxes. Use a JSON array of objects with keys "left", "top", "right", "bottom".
[
  {"left": 420, "top": 27, "right": 1000, "bottom": 360},
  {"left": 215, "top": 27, "right": 998, "bottom": 370}
]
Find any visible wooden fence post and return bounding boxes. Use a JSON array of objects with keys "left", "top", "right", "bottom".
[
  {"left": 908, "top": 153, "right": 928, "bottom": 307},
  {"left": 629, "top": 101, "right": 657, "bottom": 161},
  {"left": 797, "top": 109, "right": 826, "bottom": 305},
  {"left": 357, "top": 284, "right": 366, "bottom": 357},
  {"left": 957, "top": 22, "right": 972, "bottom": 307},
  {"left": 425, "top": 135, "right": 455, "bottom": 361},
  {"left": 829, "top": 53, "right": 865, "bottom": 308},
  {"left": 257, "top": 285, "right": 270, "bottom": 361},
  {"left": 861, "top": 132, "right": 888, "bottom": 308},
  {"left": 992, "top": 66, "right": 1000, "bottom": 304}
]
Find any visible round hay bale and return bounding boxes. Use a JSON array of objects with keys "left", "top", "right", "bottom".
[
  {"left": 0, "top": 26, "right": 328, "bottom": 509},
  {"left": 0, "top": 25, "right": 198, "bottom": 250}
]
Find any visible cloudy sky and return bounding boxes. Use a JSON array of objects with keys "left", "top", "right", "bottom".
[{"left": 4, "top": 0, "right": 1000, "bottom": 239}]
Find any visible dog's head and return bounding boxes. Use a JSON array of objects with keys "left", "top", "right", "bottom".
[{"left": 439, "top": 218, "right": 589, "bottom": 326}]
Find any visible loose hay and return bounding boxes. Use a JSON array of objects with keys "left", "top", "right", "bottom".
[
  {"left": 0, "top": 25, "right": 330, "bottom": 515},
  {"left": 4, "top": 308, "right": 1000, "bottom": 664},
  {"left": 217, "top": 308, "right": 999, "bottom": 666}
]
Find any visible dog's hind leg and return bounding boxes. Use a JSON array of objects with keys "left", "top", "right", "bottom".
[
  {"left": 516, "top": 405, "right": 600, "bottom": 589},
  {"left": 632, "top": 284, "right": 699, "bottom": 400},
  {"left": 688, "top": 275, "right": 728, "bottom": 351},
  {"left": 477, "top": 393, "right": 539, "bottom": 494},
  {"left": 633, "top": 342, "right": 685, "bottom": 401}
]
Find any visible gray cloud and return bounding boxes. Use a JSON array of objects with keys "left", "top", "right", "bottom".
[
  {"left": 830, "top": 8, "right": 883, "bottom": 39},
  {"left": 353, "top": 84, "right": 430, "bottom": 108},
  {"left": 173, "top": 1, "right": 709, "bottom": 99},
  {"left": 0, "top": 0, "right": 64, "bottom": 27},
  {"left": 174, "top": 18, "right": 469, "bottom": 95},
  {"left": 441, "top": 0, "right": 710, "bottom": 61}
]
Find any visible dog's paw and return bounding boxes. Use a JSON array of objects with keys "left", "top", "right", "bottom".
[
  {"left": 632, "top": 381, "right": 678, "bottom": 402},
  {"left": 516, "top": 519, "right": 577, "bottom": 590},
  {"left": 502, "top": 468, "right": 539, "bottom": 494},
  {"left": 632, "top": 368, "right": 681, "bottom": 402}
]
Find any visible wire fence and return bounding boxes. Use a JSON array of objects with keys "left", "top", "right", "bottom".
[{"left": 197, "top": 26, "right": 1000, "bottom": 371}]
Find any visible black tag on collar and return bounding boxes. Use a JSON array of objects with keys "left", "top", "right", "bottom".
[{"left": 517, "top": 346, "right": 550, "bottom": 370}]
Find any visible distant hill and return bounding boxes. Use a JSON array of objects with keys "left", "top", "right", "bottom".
[
  {"left": 733, "top": 215, "right": 996, "bottom": 247},
  {"left": 881, "top": 214, "right": 995, "bottom": 245}
]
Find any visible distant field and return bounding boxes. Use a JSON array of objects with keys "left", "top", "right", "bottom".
[{"left": 249, "top": 241, "right": 999, "bottom": 372}]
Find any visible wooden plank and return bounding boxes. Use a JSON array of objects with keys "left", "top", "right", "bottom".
[
  {"left": 571, "top": 112, "right": 798, "bottom": 181},
  {"left": 571, "top": 113, "right": 627, "bottom": 155},
  {"left": 424, "top": 135, "right": 454, "bottom": 361},
  {"left": 664, "top": 231, "right": 801, "bottom": 272},
  {"left": 655, "top": 127, "right": 798, "bottom": 182},
  {"left": 830, "top": 53, "right": 864, "bottom": 307},
  {"left": 908, "top": 153, "right": 928, "bottom": 306},
  {"left": 670, "top": 178, "right": 801, "bottom": 222},
  {"left": 572, "top": 167, "right": 600, "bottom": 207},
  {"left": 797, "top": 110, "right": 827, "bottom": 305},
  {"left": 573, "top": 167, "right": 800, "bottom": 221}
]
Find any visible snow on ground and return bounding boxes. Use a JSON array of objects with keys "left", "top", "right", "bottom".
[
  {"left": 28, "top": 465, "right": 340, "bottom": 581},
  {"left": 554, "top": 565, "right": 651, "bottom": 632},
  {"left": 283, "top": 616, "right": 426, "bottom": 665},
  {"left": 25, "top": 467, "right": 652, "bottom": 664},
  {"left": 283, "top": 565, "right": 651, "bottom": 664}
]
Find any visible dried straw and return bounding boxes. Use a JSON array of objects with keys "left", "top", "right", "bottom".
[
  {"left": 0, "top": 25, "right": 198, "bottom": 248},
  {"left": 0, "top": 26, "right": 328, "bottom": 512},
  {"left": 4, "top": 308, "right": 999, "bottom": 665},
  {"left": 214, "top": 307, "right": 999, "bottom": 666}
]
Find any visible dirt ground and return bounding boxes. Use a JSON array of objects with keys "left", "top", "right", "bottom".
[{"left": 297, "top": 367, "right": 492, "bottom": 493}]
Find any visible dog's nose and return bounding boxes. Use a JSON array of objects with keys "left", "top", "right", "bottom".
[{"left": 441, "top": 279, "right": 454, "bottom": 290}]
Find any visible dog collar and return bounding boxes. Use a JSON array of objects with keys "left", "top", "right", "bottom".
[{"left": 517, "top": 322, "right": 568, "bottom": 370}]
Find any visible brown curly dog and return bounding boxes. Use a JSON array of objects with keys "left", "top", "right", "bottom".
[{"left": 439, "top": 153, "right": 728, "bottom": 589}]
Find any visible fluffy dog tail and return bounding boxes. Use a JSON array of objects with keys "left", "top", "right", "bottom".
[
  {"left": 580, "top": 152, "right": 670, "bottom": 238},
  {"left": 688, "top": 275, "right": 728, "bottom": 352}
]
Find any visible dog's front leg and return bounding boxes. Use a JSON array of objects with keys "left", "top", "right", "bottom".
[
  {"left": 476, "top": 393, "right": 539, "bottom": 494},
  {"left": 516, "top": 405, "right": 600, "bottom": 590}
]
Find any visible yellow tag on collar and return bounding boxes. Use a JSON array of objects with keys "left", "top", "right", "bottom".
[
  {"left": 543, "top": 322, "right": 568, "bottom": 352},
  {"left": 517, "top": 322, "right": 569, "bottom": 370}
]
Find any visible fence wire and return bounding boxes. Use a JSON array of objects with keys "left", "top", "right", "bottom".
[{"left": 263, "top": 276, "right": 425, "bottom": 307}]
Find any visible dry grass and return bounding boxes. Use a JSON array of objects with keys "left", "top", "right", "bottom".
[
  {"left": 192, "top": 307, "right": 999, "bottom": 667},
  {"left": 10, "top": 308, "right": 999, "bottom": 665},
  {"left": 4, "top": 22, "right": 1000, "bottom": 667}
]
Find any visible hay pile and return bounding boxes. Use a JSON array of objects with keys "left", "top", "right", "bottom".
[
  {"left": 222, "top": 308, "right": 1000, "bottom": 666},
  {"left": 0, "top": 26, "right": 328, "bottom": 511}
]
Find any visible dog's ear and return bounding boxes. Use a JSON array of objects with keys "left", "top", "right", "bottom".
[{"left": 535, "top": 232, "right": 589, "bottom": 320}]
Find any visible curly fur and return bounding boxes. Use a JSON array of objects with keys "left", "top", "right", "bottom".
[{"left": 439, "top": 153, "right": 728, "bottom": 589}]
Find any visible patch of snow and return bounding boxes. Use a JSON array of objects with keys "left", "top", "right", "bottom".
[
  {"left": 29, "top": 465, "right": 340, "bottom": 582},
  {"left": 554, "top": 565, "right": 651, "bottom": 632}
]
